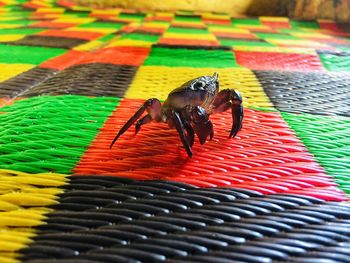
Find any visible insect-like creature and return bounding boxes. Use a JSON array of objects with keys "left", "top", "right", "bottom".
[{"left": 110, "top": 73, "right": 243, "bottom": 157}]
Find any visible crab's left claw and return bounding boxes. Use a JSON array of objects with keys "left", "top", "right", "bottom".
[
  {"left": 191, "top": 106, "right": 214, "bottom": 145},
  {"left": 212, "top": 89, "right": 243, "bottom": 139}
]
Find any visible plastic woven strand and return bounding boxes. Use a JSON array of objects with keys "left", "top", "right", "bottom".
[
  {"left": 21, "top": 63, "right": 137, "bottom": 97},
  {"left": 0, "top": 95, "right": 120, "bottom": 174},
  {"left": 0, "top": 67, "right": 57, "bottom": 99},
  {"left": 254, "top": 70, "right": 350, "bottom": 116},
  {"left": 234, "top": 50, "right": 325, "bottom": 71},
  {"left": 282, "top": 113, "right": 350, "bottom": 195},
  {"left": 0, "top": 169, "right": 68, "bottom": 259},
  {"left": 18, "top": 176, "right": 350, "bottom": 263},
  {"left": 74, "top": 98, "right": 346, "bottom": 201}
]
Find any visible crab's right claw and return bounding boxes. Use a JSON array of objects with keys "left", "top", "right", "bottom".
[{"left": 229, "top": 90, "right": 243, "bottom": 139}]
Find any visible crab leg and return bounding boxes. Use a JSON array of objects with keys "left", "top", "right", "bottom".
[
  {"left": 183, "top": 122, "right": 195, "bottom": 147},
  {"left": 212, "top": 89, "right": 243, "bottom": 138},
  {"left": 172, "top": 110, "right": 193, "bottom": 157},
  {"left": 110, "top": 98, "right": 162, "bottom": 149}
]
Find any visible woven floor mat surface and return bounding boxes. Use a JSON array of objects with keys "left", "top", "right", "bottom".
[
  {"left": 18, "top": 176, "right": 350, "bottom": 263},
  {"left": 0, "top": 1, "right": 350, "bottom": 262}
]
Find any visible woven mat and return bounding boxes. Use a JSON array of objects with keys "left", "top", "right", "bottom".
[{"left": 0, "top": 1, "right": 350, "bottom": 262}]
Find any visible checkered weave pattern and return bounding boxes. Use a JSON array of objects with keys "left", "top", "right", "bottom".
[{"left": 0, "top": 1, "right": 350, "bottom": 262}]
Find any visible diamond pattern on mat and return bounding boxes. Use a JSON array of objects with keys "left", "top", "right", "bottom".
[
  {"left": 74, "top": 99, "right": 344, "bottom": 200},
  {"left": 19, "top": 176, "right": 350, "bottom": 262},
  {"left": 254, "top": 70, "right": 350, "bottom": 116},
  {"left": 8, "top": 35, "right": 88, "bottom": 49},
  {"left": 21, "top": 63, "right": 137, "bottom": 97},
  {"left": 0, "top": 67, "right": 57, "bottom": 99}
]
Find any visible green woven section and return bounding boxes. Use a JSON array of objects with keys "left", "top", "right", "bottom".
[
  {"left": 0, "top": 95, "right": 120, "bottom": 174},
  {"left": 291, "top": 20, "right": 320, "bottom": 29},
  {"left": 232, "top": 18, "right": 261, "bottom": 26},
  {"left": 98, "top": 34, "right": 116, "bottom": 42},
  {"left": 79, "top": 22, "right": 125, "bottom": 29},
  {"left": 0, "top": 19, "right": 33, "bottom": 26},
  {"left": 0, "top": 28, "right": 43, "bottom": 35},
  {"left": 120, "top": 33, "right": 160, "bottom": 42},
  {"left": 144, "top": 47, "right": 238, "bottom": 68},
  {"left": 167, "top": 27, "right": 209, "bottom": 34},
  {"left": 219, "top": 39, "right": 275, "bottom": 47},
  {"left": 319, "top": 53, "right": 350, "bottom": 72},
  {"left": 0, "top": 45, "right": 66, "bottom": 64},
  {"left": 254, "top": 33, "right": 301, "bottom": 40},
  {"left": 338, "top": 46, "right": 350, "bottom": 52},
  {"left": 282, "top": 112, "right": 350, "bottom": 195},
  {"left": 119, "top": 12, "right": 146, "bottom": 20},
  {"left": 174, "top": 15, "right": 202, "bottom": 22}
]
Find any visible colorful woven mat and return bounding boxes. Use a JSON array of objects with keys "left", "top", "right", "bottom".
[{"left": 0, "top": 1, "right": 350, "bottom": 262}]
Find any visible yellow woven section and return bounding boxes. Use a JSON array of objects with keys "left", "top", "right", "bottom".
[
  {"left": 125, "top": 66, "right": 273, "bottom": 108},
  {"left": 0, "top": 35, "right": 25, "bottom": 42},
  {"left": 0, "top": 24, "right": 22, "bottom": 29},
  {"left": 106, "top": 39, "right": 153, "bottom": 48},
  {"left": 0, "top": 169, "right": 68, "bottom": 259},
  {"left": 73, "top": 40, "right": 105, "bottom": 51},
  {"left": 0, "top": 64, "right": 35, "bottom": 82},
  {"left": 259, "top": 16, "right": 289, "bottom": 22},
  {"left": 163, "top": 32, "right": 217, "bottom": 41}
]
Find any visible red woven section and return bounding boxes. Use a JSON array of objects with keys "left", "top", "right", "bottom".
[
  {"left": 261, "top": 21, "right": 291, "bottom": 29},
  {"left": 74, "top": 99, "right": 346, "bottom": 201},
  {"left": 203, "top": 19, "right": 231, "bottom": 25},
  {"left": 235, "top": 51, "right": 325, "bottom": 71},
  {"left": 38, "top": 30, "right": 104, "bottom": 40},
  {"left": 77, "top": 47, "right": 150, "bottom": 66},
  {"left": 159, "top": 38, "right": 219, "bottom": 46},
  {"left": 41, "top": 47, "right": 150, "bottom": 69},
  {"left": 40, "top": 50, "right": 87, "bottom": 70}
]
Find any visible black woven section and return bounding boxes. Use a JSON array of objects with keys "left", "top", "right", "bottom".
[
  {"left": 254, "top": 70, "right": 350, "bottom": 116},
  {"left": 21, "top": 63, "right": 137, "bottom": 97},
  {"left": 19, "top": 176, "right": 350, "bottom": 263},
  {"left": 0, "top": 67, "right": 57, "bottom": 99},
  {"left": 9, "top": 35, "right": 87, "bottom": 49}
]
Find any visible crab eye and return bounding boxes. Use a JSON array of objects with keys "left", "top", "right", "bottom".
[{"left": 194, "top": 81, "right": 206, "bottom": 90}]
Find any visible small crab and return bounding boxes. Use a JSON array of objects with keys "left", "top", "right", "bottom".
[{"left": 110, "top": 73, "right": 243, "bottom": 157}]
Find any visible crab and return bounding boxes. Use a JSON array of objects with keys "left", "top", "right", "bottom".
[{"left": 110, "top": 72, "right": 243, "bottom": 157}]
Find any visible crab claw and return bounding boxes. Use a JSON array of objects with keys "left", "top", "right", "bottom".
[
  {"left": 191, "top": 106, "right": 214, "bottom": 145},
  {"left": 229, "top": 90, "right": 243, "bottom": 138},
  {"left": 212, "top": 89, "right": 243, "bottom": 139}
]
